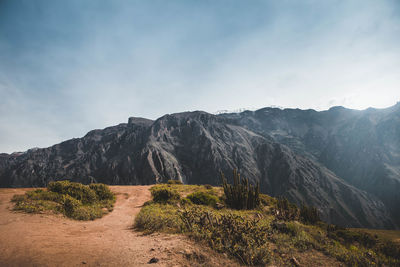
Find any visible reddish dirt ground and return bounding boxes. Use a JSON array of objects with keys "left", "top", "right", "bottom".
[{"left": 0, "top": 186, "right": 237, "bottom": 267}]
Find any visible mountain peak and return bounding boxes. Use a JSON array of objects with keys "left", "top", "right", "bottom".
[
  {"left": 127, "top": 117, "right": 154, "bottom": 126},
  {"left": 328, "top": 106, "right": 347, "bottom": 111}
]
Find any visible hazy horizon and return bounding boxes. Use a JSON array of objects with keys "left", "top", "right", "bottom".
[{"left": 1, "top": 0, "right": 400, "bottom": 153}]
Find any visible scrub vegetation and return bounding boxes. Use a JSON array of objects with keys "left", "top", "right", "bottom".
[
  {"left": 134, "top": 171, "right": 400, "bottom": 266},
  {"left": 12, "top": 181, "right": 115, "bottom": 220}
]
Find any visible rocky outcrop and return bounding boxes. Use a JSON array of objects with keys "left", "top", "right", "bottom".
[{"left": 0, "top": 106, "right": 399, "bottom": 229}]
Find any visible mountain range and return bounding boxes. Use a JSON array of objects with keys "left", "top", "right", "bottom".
[{"left": 1, "top": 103, "right": 399, "bottom": 229}]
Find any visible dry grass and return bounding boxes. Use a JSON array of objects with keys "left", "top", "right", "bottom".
[
  {"left": 350, "top": 228, "right": 400, "bottom": 244},
  {"left": 134, "top": 183, "right": 400, "bottom": 266}
]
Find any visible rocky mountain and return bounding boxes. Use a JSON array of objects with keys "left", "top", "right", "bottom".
[
  {"left": 221, "top": 102, "right": 400, "bottom": 228},
  {"left": 1, "top": 105, "right": 399, "bottom": 229}
]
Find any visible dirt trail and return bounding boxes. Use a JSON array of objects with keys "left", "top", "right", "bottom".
[{"left": 0, "top": 186, "right": 236, "bottom": 267}]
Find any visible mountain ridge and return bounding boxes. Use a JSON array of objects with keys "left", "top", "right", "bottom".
[{"left": 1, "top": 104, "right": 399, "bottom": 229}]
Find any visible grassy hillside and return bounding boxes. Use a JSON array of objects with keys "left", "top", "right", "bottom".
[
  {"left": 350, "top": 228, "right": 400, "bottom": 245},
  {"left": 12, "top": 181, "right": 115, "bottom": 220},
  {"left": 134, "top": 181, "right": 400, "bottom": 266}
]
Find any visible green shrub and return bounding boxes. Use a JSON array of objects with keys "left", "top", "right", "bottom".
[
  {"left": 167, "top": 179, "right": 183, "bottom": 185},
  {"left": 134, "top": 203, "right": 183, "bottom": 233},
  {"left": 292, "top": 230, "right": 314, "bottom": 251},
  {"left": 379, "top": 241, "right": 400, "bottom": 259},
  {"left": 274, "top": 197, "right": 299, "bottom": 221},
  {"left": 89, "top": 183, "right": 115, "bottom": 201},
  {"left": 47, "top": 180, "right": 69, "bottom": 193},
  {"left": 221, "top": 169, "right": 260, "bottom": 210},
  {"left": 179, "top": 207, "right": 270, "bottom": 265},
  {"left": 12, "top": 191, "right": 62, "bottom": 213},
  {"left": 11, "top": 194, "right": 27, "bottom": 203},
  {"left": 70, "top": 206, "right": 92, "bottom": 220},
  {"left": 323, "top": 227, "right": 400, "bottom": 264},
  {"left": 62, "top": 195, "right": 81, "bottom": 216},
  {"left": 203, "top": 184, "right": 213, "bottom": 190},
  {"left": 300, "top": 204, "right": 320, "bottom": 224},
  {"left": 71, "top": 205, "right": 104, "bottom": 220},
  {"left": 260, "top": 194, "right": 275, "bottom": 206},
  {"left": 150, "top": 187, "right": 180, "bottom": 203},
  {"left": 26, "top": 189, "right": 62, "bottom": 202},
  {"left": 48, "top": 181, "right": 97, "bottom": 204},
  {"left": 186, "top": 191, "right": 219, "bottom": 207},
  {"left": 272, "top": 221, "right": 299, "bottom": 237},
  {"left": 13, "top": 200, "right": 55, "bottom": 213},
  {"left": 180, "top": 198, "right": 193, "bottom": 206},
  {"left": 328, "top": 228, "right": 377, "bottom": 248},
  {"left": 13, "top": 181, "right": 115, "bottom": 221}
]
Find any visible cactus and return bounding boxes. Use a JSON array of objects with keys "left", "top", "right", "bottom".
[
  {"left": 275, "top": 196, "right": 299, "bottom": 221},
  {"left": 300, "top": 203, "right": 320, "bottom": 224},
  {"left": 221, "top": 169, "right": 260, "bottom": 210}
]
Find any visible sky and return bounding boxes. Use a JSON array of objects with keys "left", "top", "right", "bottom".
[{"left": 0, "top": 0, "right": 400, "bottom": 153}]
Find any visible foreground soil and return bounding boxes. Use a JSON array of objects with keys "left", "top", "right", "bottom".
[{"left": 0, "top": 186, "right": 237, "bottom": 267}]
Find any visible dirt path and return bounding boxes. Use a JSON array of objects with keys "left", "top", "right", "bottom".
[{"left": 0, "top": 186, "right": 237, "bottom": 267}]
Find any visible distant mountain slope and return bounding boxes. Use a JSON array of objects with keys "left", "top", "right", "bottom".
[
  {"left": 220, "top": 102, "right": 400, "bottom": 227},
  {"left": 0, "top": 106, "right": 399, "bottom": 229}
]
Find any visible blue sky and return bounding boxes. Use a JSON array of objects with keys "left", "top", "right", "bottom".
[{"left": 0, "top": 0, "right": 400, "bottom": 153}]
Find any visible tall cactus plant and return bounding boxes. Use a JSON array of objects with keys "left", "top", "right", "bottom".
[{"left": 221, "top": 169, "right": 260, "bottom": 210}]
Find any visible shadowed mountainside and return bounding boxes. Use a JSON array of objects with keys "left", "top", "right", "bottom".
[{"left": 221, "top": 102, "right": 400, "bottom": 228}]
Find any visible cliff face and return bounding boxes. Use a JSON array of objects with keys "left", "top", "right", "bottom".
[{"left": 1, "top": 106, "right": 399, "bottom": 229}]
